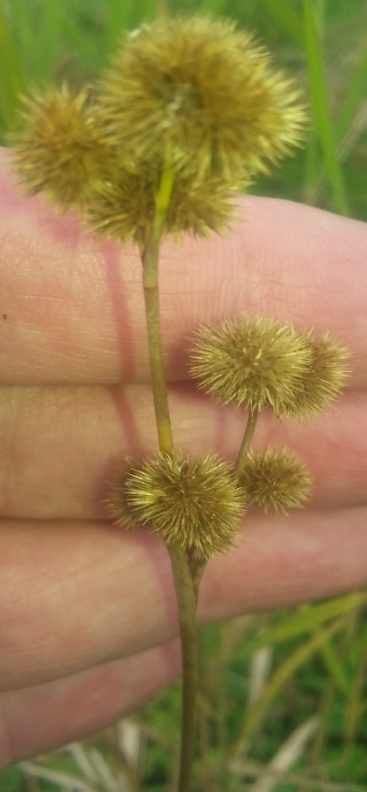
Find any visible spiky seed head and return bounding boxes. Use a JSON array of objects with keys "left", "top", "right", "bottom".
[
  {"left": 106, "top": 458, "right": 142, "bottom": 530},
  {"left": 278, "top": 332, "right": 350, "bottom": 418},
  {"left": 86, "top": 169, "right": 244, "bottom": 243},
  {"left": 189, "top": 316, "right": 311, "bottom": 413},
  {"left": 11, "top": 85, "right": 108, "bottom": 209},
  {"left": 108, "top": 452, "right": 245, "bottom": 560},
  {"left": 239, "top": 448, "right": 312, "bottom": 512},
  {"left": 94, "top": 16, "right": 306, "bottom": 184}
]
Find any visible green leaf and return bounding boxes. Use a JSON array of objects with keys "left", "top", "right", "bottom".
[
  {"left": 0, "top": 6, "right": 26, "bottom": 133},
  {"left": 302, "top": 0, "right": 348, "bottom": 214}
]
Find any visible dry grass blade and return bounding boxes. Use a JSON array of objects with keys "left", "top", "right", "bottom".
[
  {"left": 247, "top": 648, "right": 273, "bottom": 708},
  {"left": 117, "top": 718, "right": 144, "bottom": 772},
  {"left": 62, "top": 742, "right": 100, "bottom": 784},
  {"left": 88, "top": 747, "right": 120, "bottom": 792},
  {"left": 247, "top": 715, "right": 319, "bottom": 792},
  {"left": 18, "top": 760, "right": 97, "bottom": 792},
  {"left": 228, "top": 757, "right": 366, "bottom": 792}
]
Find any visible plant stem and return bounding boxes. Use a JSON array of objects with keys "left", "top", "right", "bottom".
[
  {"left": 142, "top": 236, "right": 173, "bottom": 454},
  {"left": 141, "top": 166, "right": 175, "bottom": 454},
  {"left": 169, "top": 541, "right": 199, "bottom": 792},
  {"left": 234, "top": 406, "right": 259, "bottom": 476},
  {"left": 188, "top": 553, "right": 207, "bottom": 604},
  {"left": 141, "top": 165, "right": 199, "bottom": 791}
]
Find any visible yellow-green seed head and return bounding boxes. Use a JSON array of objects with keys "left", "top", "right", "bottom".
[
  {"left": 239, "top": 448, "right": 312, "bottom": 512},
  {"left": 278, "top": 332, "right": 350, "bottom": 418},
  {"left": 108, "top": 452, "right": 245, "bottom": 560},
  {"left": 86, "top": 169, "right": 244, "bottom": 243},
  {"left": 11, "top": 85, "right": 108, "bottom": 210},
  {"left": 94, "top": 16, "right": 306, "bottom": 184},
  {"left": 189, "top": 316, "right": 311, "bottom": 413}
]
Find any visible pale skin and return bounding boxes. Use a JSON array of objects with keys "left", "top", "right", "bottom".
[{"left": 0, "top": 146, "right": 367, "bottom": 768}]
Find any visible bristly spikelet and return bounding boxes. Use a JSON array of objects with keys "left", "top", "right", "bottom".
[
  {"left": 239, "top": 449, "right": 312, "bottom": 512},
  {"left": 189, "top": 317, "right": 311, "bottom": 413},
  {"left": 278, "top": 332, "right": 350, "bottom": 418},
  {"left": 11, "top": 85, "right": 108, "bottom": 209},
  {"left": 108, "top": 452, "right": 245, "bottom": 560},
  {"left": 94, "top": 16, "right": 306, "bottom": 184},
  {"left": 87, "top": 170, "right": 245, "bottom": 242}
]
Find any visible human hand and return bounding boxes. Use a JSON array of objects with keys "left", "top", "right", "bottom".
[{"left": 0, "top": 146, "right": 366, "bottom": 767}]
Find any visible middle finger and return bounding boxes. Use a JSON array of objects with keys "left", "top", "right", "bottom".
[{"left": 0, "top": 383, "right": 365, "bottom": 519}]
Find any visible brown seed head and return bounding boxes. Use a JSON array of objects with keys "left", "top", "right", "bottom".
[
  {"left": 108, "top": 452, "right": 245, "bottom": 560},
  {"left": 94, "top": 16, "right": 306, "bottom": 184},
  {"left": 189, "top": 316, "right": 311, "bottom": 413},
  {"left": 11, "top": 85, "right": 108, "bottom": 209},
  {"left": 239, "top": 448, "right": 312, "bottom": 512}
]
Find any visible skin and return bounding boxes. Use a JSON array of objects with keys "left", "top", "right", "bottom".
[{"left": 0, "top": 146, "right": 367, "bottom": 768}]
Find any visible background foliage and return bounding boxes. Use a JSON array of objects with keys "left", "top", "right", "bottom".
[{"left": 0, "top": 0, "right": 366, "bottom": 790}]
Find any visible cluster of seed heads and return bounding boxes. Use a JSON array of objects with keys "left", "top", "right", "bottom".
[{"left": 11, "top": 15, "right": 349, "bottom": 561}]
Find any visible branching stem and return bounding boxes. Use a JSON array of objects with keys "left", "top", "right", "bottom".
[
  {"left": 234, "top": 405, "right": 259, "bottom": 475},
  {"left": 141, "top": 165, "right": 199, "bottom": 792}
]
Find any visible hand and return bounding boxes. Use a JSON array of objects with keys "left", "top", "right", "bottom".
[{"left": 0, "top": 146, "right": 366, "bottom": 767}]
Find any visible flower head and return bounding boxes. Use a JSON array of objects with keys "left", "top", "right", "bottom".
[
  {"left": 108, "top": 452, "right": 245, "bottom": 560},
  {"left": 86, "top": 169, "right": 243, "bottom": 242},
  {"left": 239, "top": 448, "right": 312, "bottom": 512},
  {"left": 11, "top": 85, "right": 108, "bottom": 209},
  {"left": 279, "top": 332, "right": 350, "bottom": 418},
  {"left": 189, "top": 316, "right": 311, "bottom": 413},
  {"left": 94, "top": 16, "right": 305, "bottom": 184}
]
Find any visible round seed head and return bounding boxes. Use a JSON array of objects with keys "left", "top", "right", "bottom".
[
  {"left": 108, "top": 452, "right": 245, "bottom": 560},
  {"left": 239, "top": 448, "right": 312, "bottom": 512},
  {"left": 279, "top": 332, "right": 350, "bottom": 418},
  {"left": 189, "top": 316, "right": 311, "bottom": 413},
  {"left": 11, "top": 85, "right": 108, "bottom": 209},
  {"left": 86, "top": 169, "right": 243, "bottom": 242},
  {"left": 94, "top": 16, "right": 306, "bottom": 184}
]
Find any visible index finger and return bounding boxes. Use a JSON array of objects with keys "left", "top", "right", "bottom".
[{"left": 0, "top": 147, "right": 366, "bottom": 386}]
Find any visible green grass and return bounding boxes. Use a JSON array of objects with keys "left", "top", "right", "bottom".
[{"left": 1, "top": 0, "right": 367, "bottom": 790}]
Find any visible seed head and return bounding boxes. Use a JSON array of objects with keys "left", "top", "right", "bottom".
[
  {"left": 189, "top": 317, "right": 311, "bottom": 413},
  {"left": 94, "top": 16, "right": 306, "bottom": 184},
  {"left": 86, "top": 169, "right": 244, "bottom": 242},
  {"left": 279, "top": 332, "right": 350, "bottom": 418},
  {"left": 239, "top": 448, "right": 312, "bottom": 512},
  {"left": 11, "top": 85, "right": 108, "bottom": 209},
  {"left": 108, "top": 452, "right": 245, "bottom": 560}
]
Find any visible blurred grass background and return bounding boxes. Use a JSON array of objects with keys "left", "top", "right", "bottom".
[{"left": 0, "top": 0, "right": 367, "bottom": 790}]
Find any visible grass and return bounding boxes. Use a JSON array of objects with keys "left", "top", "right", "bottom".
[{"left": 0, "top": 0, "right": 367, "bottom": 790}]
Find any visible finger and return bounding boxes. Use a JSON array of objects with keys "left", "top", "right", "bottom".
[
  {"left": 0, "top": 384, "right": 366, "bottom": 518},
  {"left": 1, "top": 148, "right": 366, "bottom": 386},
  {"left": 0, "top": 641, "right": 179, "bottom": 769},
  {"left": 1, "top": 509, "right": 367, "bottom": 691}
]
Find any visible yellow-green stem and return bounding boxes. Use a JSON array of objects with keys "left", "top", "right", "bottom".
[
  {"left": 234, "top": 406, "right": 259, "bottom": 476},
  {"left": 169, "top": 542, "right": 199, "bottom": 792},
  {"left": 141, "top": 165, "right": 175, "bottom": 453},
  {"left": 142, "top": 236, "right": 173, "bottom": 454},
  {"left": 140, "top": 165, "right": 199, "bottom": 791},
  {"left": 188, "top": 553, "right": 207, "bottom": 604}
]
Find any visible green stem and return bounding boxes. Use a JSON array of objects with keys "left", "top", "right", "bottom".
[
  {"left": 142, "top": 236, "right": 173, "bottom": 454},
  {"left": 140, "top": 165, "right": 199, "bottom": 791},
  {"left": 234, "top": 406, "right": 259, "bottom": 476},
  {"left": 169, "top": 542, "right": 199, "bottom": 792},
  {"left": 141, "top": 166, "right": 175, "bottom": 454}
]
